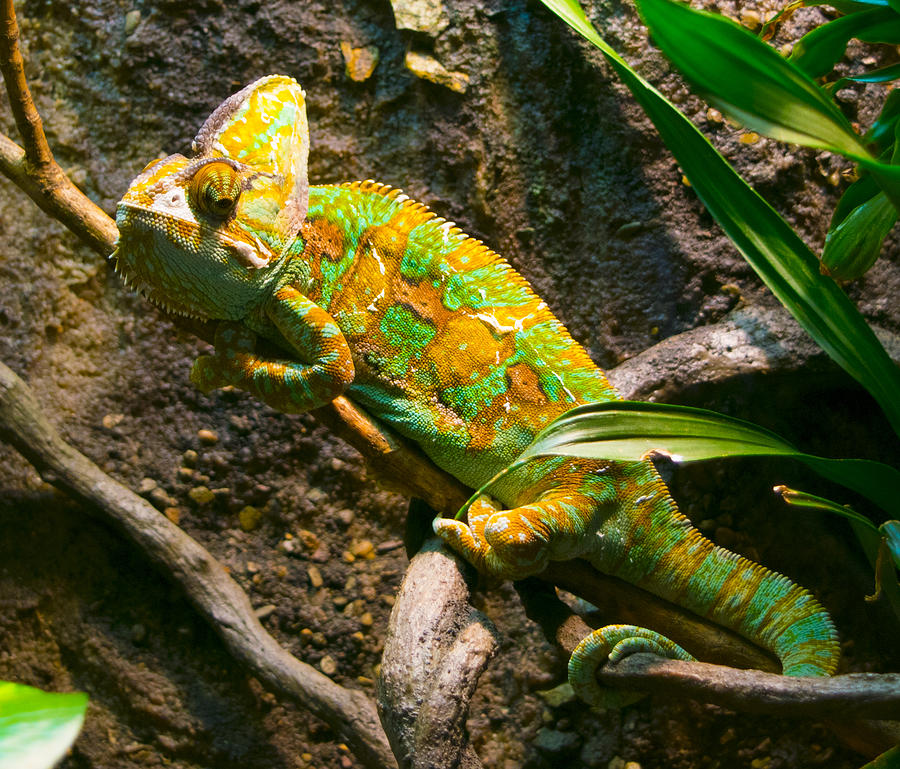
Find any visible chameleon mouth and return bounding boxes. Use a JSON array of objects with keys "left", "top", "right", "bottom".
[{"left": 110, "top": 247, "right": 210, "bottom": 320}]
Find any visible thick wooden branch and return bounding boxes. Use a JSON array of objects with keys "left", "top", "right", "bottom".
[
  {"left": 0, "top": 361, "right": 397, "bottom": 769},
  {"left": 517, "top": 574, "right": 900, "bottom": 757},
  {"left": 378, "top": 538, "right": 498, "bottom": 769},
  {"left": 597, "top": 655, "right": 900, "bottom": 720}
]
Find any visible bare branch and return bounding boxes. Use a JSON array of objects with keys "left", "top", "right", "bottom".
[
  {"left": 541, "top": 560, "right": 779, "bottom": 672},
  {"left": 0, "top": 4, "right": 117, "bottom": 254},
  {"left": 0, "top": 0, "right": 53, "bottom": 170},
  {"left": 0, "top": 360, "right": 398, "bottom": 769},
  {"left": 598, "top": 655, "right": 900, "bottom": 720},
  {"left": 378, "top": 539, "right": 497, "bottom": 769}
]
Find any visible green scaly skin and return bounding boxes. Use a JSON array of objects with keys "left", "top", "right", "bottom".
[{"left": 112, "top": 76, "right": 840, "bottom": 706}]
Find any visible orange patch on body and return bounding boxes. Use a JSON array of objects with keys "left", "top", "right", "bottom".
[
  {"left": 505, "top": 363, "right": 547, "bottom": 405},
  {"left": 303, "top": 218, "right": 347, "bottom": 263}
]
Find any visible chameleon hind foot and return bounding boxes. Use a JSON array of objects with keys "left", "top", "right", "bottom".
[
  {"left": 568, "top": 624, "right": 695, "bottom": 708},
  {"left": 433, "top": 495, "right": 552, "bottom": 580}
]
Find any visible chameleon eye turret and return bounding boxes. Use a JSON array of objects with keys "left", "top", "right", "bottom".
[{"left": 190, "top": 160, "right": 242, "bottom": 219}]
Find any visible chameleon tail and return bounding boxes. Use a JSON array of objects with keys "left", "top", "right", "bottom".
[{"left": 593, "top": 486, "right": 840, "bottom": 678}]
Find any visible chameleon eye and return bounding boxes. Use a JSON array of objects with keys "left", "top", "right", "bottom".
[{"left": 190, "top": 161, "right": 242, "bottom": 219}]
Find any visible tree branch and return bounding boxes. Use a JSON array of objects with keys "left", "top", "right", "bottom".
[
  {"left": 0, "top": 360, "right": 397, "bottom": 769},
  {"left": 378, "top": 537, "right": 497, "bottom": 769},
  {"left": 596, "top": 655, "right": 900, "bottom": 720}
]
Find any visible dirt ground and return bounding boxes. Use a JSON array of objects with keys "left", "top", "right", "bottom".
[{"left": 0, "top": 0, "right": 898, "bottom": 767}]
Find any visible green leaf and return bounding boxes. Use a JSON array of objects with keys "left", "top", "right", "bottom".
[
  {"left": 536, "top": 0, "right": 900, "bottom": 435},
  {"left": 0, "top": 682, "right": 87, "bottom": 769},
  {"left": 821, "top": 191, "right": 897, "bottom": 280},
  {"left": 774, "top": 485, "right": 878, "bottom": 529},
  {"left": 634, "top": 0, "right": 900, "bottom": 206},
  {"left": 791, "top": 8, "right": 900, "bottom": 79},
  {"left": 844, "top": 60, "right": 900, "bottom": 84},
  {"left": 883, "top": 520, "right": 900, "bottom": 567},
  {"left": 865, "top": 88, "right": 900, "bottom": 149},
  {"left": 636, "top": 0, "right": 867, "bottom": 155},
  {"left": 467, "top": 401, "right": 900, "bottom": 519}
]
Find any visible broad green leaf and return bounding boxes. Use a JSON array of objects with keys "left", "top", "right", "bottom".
[
  {"left": 780, "top": 489, "right": 900, "bottom": 620},
  {"left": 791, "top": 8, "right": 900, "bottom": 79},
  {"left": 821, "top": 191, "right": 897, "bottom": 279},
  {"left": 858, "top": 743, "right": 900, "bottom": 769},
  {"left": 522, "top": 402, "right": 900, "bottom": 516},
  {"left": 845, "top": 61, "right": 900, "bottom": 83},
  {"left": 831, "top": 174, "right": 881, "bottom": 227},
  {"left": 465, "top": 402, "right": 900, "bottom": 519},
  {"left": 636, "top": 0, "right": 867, "bottom": 155},
  {"left": 865, "top": 89, "right": 900, "bottom": 149},
  {"left": 0, "top": 682, "right": 87, "bottom": 769},
  {"left": 634, "top": 0, "right": 900, "bottom": 206},
  {"left": 537, "top": 0, "right": 900, "bottom": 435}
]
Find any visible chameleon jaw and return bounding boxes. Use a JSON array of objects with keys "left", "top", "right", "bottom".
[{"left": 110, "top": 247, "right": 209, "bottom": 320}]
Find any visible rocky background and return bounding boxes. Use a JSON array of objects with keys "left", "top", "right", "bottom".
[{"left": 0, "top": 0, "right": 898, "bottom": 767}]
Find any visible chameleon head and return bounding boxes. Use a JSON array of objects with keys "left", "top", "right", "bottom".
[{"left": 111, "top": 75, "right": 309, "bottom": 320}]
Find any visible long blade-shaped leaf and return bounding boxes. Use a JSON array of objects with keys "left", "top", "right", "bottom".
[
  {"left": 0, "top": 682, "right": 87, "bottom": 769},
  {"left": 537, "top": 0, "right": 900, "bottom": 435},
  {"left": 515, "top": 402, "right": 900, "bottom": 518},
  {"left": 791, "top": 7, "right": 900, "bottom": 78},
  {"left": 636, "top": 0, "right": 867, "bottom": 155},
  {"left": 821, "top": 191, "right": 898, "bottom": 279}
]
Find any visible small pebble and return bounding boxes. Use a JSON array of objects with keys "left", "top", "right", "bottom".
[
  {"left": 197, "top": 429, "right": 218, "bottom": 445},
  {"left": 351, "top": 539, "right": 375, "bottom": 559},
  {"left": 359, "top": 612, "right": 374, "bottom": 627},
  {"left": 376, "top": 539, "right": 403, "bottom": 554},
  {"left": 307, "top": 566, "right": 324, "bottom": 588},
  {"left": 297, "top": 529, "right": 320, "bottom": 551},
  {"left": 124, "top": 9, "right": 141, "bottom": 35},
  {"left": 740, "top": 8, "right": 761, "bottom": 29},
  {"left": 177, "top": 467, "right": 194, "bottom": 481},
  {"left": 254, "top": 604, "right": 277, "bottom": 620},
  {"left": 130, "top": 623, "right": 147, "bottom": 643},
  {"left": 739, "top": 131, "right": 760, "bottom": 145},
  {"left": 319, "top": 655, "right": 338, "bottom": 675},
  {"left": 188, "top": 486, "right": 215, "bottom": 505},
  {"left": 138, "top": 477, "right": 158, "bottom": 494},
  {"left": 239, "top": 505, "right": 262, "bottom": 531},
  {"left": 163, "top": 507, "right": 181, "bottom": 525},
  {"left": 182, "top": 449, "right": 198, "bottom": 467},
  {"left": 102, "top": 413, "right": 124, "bottom": 429},
  {"left": 340, "top": 41, "right": 380, "bottom": 82}
]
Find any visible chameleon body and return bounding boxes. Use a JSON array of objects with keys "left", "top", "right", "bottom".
[{"left": 113, "top": 76, "right": 839, "bottom": 704}]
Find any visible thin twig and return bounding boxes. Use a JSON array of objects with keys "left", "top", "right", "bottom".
[
  {"left": 0, "top": 361, "right": 398, "bottom": 769},
  {"left": 0, "top": 0, "right": 54, "bottom": 171}
]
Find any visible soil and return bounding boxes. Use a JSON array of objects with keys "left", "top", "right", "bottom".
[{"left": 0, "top": 0, "right": 898, "bottom": 767}]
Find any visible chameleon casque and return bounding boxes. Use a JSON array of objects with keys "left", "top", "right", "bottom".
[{"left": 112, "top": 75, "right": 840, "bottom": 704}]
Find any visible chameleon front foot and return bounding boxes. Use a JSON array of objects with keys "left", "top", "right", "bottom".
[
  {"left": 190, "top": 321, "right": 257, "bottom": 394},
  {"left": 568, "top": 624, "right": 695, "bottom": 708},
  {"left": 432, "top": 495, "right": 550, "bottom": 581}
]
